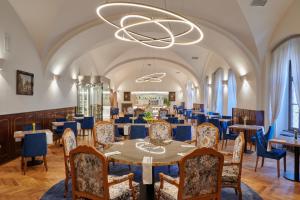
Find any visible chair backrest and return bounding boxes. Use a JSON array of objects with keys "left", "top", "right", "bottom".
[
  {"left": 208, "top": 118, "right": 222, "bottom": 139},
  {"left": 114, "top": 117, "right": 124, "bottom": 124},
  {"left": 63, "top": 122, "right": 78, "bottom": 137},
  {"left": 232, "top": 133, "right": 245, "bottom": 163},
  {"left": 197, "top": 114, "right": 206, "bottom": 125},
  {"left": 255, "top": 129, "right": 267, "bottom": 156},
  {"left": 93, "top": 121, "right": 115, "bottom": 147},
  {"left": 134, "top": 118, "right": 146, "bottom": 124},
  {"left": 159, "top": 108, "right": 169, "bottom": 118},
  {"left": 149, "top": 120, "right": 172, "bottom": 140},
  {"left": 173, "top": 126, "right": 192, "bottom": 141},
  {"left": 56, "top": 117, "right": 66, "bottom": 122},
  {"left": 130, "top": 125, "right": 147, "bottom": 139},
  {"left": 22, "top": 133, "right": 47, "bottom": 157},
  {"left": 178, "top": 147, "right": 224, "bottom": 200},
  {"left": 69, "top": 145, "right": 109, "bottom": 200},
  {"left": 23, "top": 123, "right": 42, "bottom": 131},
  {"left": 82, "top": 116, "right": 94, "bottom": 129},
  {"left": 196, "top": 123, "right": 219, "bottom": 150},
  {"left": 265, "top": 125, "right": 275, "bottom": 141},
  {"left": 62, "top": 128, "right": 77, "bottom": 157}
]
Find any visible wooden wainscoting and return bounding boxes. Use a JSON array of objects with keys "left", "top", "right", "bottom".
[
  {"left": 232, "top": 108, "right": 264, "bottom": 126},
  {"left": 0, "top": 107, "right": 75, "bottom": 165}
]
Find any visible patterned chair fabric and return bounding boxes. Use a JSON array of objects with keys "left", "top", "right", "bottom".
[
  {"left": 155, "top": 148, "right": 224, "bottom": 200},
  {"left": 70, "top": 146, "right": 139, "bottom": 200},
  {"left": 196, "top": 123, "right": 219, "bottom": 149},
  {"left": 149, "top": 121, "right": 171, "bottom": 140},
  {"left": 94, "top": 122, "right": 115, "bottom": 147}
]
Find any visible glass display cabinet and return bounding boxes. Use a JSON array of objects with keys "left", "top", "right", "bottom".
[{"left": 76, "top": 76, "right": 111, "bottom": 120}]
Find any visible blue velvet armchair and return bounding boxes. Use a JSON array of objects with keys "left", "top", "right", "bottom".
[
  {"left": 255, "top": 129, "right": 286, "bottom": 177},
  {"left": 21, "top": 133, "right": 48, "bottom": 175},
  {"left": 173, "top": 125, "right": 192, "bottom": 141},
  {"left": 130, "top": 125, "right": 147, "bottom": 139},
  {"left": 81, "top": 116, "right": 94, "bottom": 136}
]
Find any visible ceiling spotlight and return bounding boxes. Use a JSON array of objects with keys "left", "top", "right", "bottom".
[{"left": 96, "top": 3, "right": 204, "bottom": 49}]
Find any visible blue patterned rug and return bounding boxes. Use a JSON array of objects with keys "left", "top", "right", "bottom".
[{"left": 41, "top": 164, "right": 262, "bottom": 200}]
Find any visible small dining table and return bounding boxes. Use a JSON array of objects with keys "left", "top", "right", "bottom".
[
  {"left": 228, "top": 124, "right": 263, "bottom": 153},
  {"left": 51, "top": 121, "right": 81, "bottom": 131},
  {"left": 268, "top": 135, "right": 300, "bottom": 182},
  {"left": 103, "top": 139, "right": 196, "bottom": 200}
]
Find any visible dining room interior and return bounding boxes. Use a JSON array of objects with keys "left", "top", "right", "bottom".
[{"left": 0, "top": 0, "right": 300, "bottom": 199}]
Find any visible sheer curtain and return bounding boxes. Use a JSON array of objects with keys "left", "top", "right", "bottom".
[
  {"left": 290, "top": 38, "right": 300, "bottom": 107},
  {"left": 268, "top": 41, "right": 290, "bottom": 124},
  {"left": 212, "top": 68, "right": 223, "bottom": 114},
  {"left": 204, "top": 76, "right": 209, "bottom": 112},
  {"left": 227, "top": 69, "right": 237, "bottom": 116},
  {"left": 185, "top": 80, "right": 194, "bottom": 109}
]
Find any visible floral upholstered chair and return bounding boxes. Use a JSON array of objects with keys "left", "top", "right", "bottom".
[
  {"left": 195, "top": 122, "right": 219, "bottom": 150},
  {"left": 93, "top": 121, "right": 122, "bottom": 149},
  {"left": 69, "top": 145, "right": 139, "bottom": 200},
  {"left": 62, "top": 128, "right": 77, "bottom": 197},
  {"left": 155, "top": 147, "right": 224, "bottom": 200},
  {"left": 149, "top": 120, "right": 172, "bottom": 140},
  {"left": 221, "top": 133, "right": 245, "bottom": 200}
]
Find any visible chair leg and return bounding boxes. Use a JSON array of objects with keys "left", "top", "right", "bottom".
[
  {"left": 238, "top": 184, "right": 242, "bottom": 200},
  {"left": 43, "top": 155, "right": 48, "bottom": 171},
  {"left": 277, "top": 160, "right": 280, "bottom": 178},
  {"left": 23, "top": 157, "right": 27, "bottom": 175},
  {"left": 225, "top": 139, "right": 228, "bottom": 148},
  {"left": 64, "top": 176, "right": 68, "bottom": 198},
  {"left": 284, "top": 156, "right": 287, "bottom": 172},
  {"left": 261, "top": 157, "right": 264, "bottom": 168},
  {"left": 250, "top": 142, "right": 252, "bottom": 152},
  {"left": 221, "top": 139, "right": 225, "bottom": 150},
  {"left": 255, "top": 156, "right": 259, "bottom": 172},
  {"left": 21, "top": 156, "right": 24, "bottom": 170}
]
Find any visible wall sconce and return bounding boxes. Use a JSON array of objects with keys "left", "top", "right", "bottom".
[
  {"left": 0, "top": 58, "right": 5, "bottom": 71},
  {"left": 240, "top": 74, "right": 248, "bottom": 81},
  {"left": 222, "top": 80, "right": 228, "bottom": 85}
]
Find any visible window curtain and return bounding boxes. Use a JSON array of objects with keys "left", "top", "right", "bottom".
[
  {"left": 185, "top": 80, "right": 194, "bottom": 109},
  {"left": 212, "top": 68, "right": 223, "bottom": 114},
  {"left": 268, "top": 42, "right": 290, "bottom": 124},
  {"left": 204, "top": 76, "right": 209, "bottom": 112},
  {"left": 227, "top": 69, "right": 237, "bottom": 116},
  {"left": 290, "top": 38, "right": 300, "bottom": 107}
]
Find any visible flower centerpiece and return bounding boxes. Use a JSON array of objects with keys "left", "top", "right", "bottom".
[{"left": 143, "top": 111, "right": 155, "bottom": 123}]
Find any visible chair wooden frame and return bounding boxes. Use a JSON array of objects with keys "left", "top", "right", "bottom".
[
  {"left": 69, "top": 145, "right": 136, "bottom": 200},
  {"left": 195, "top": 122, "right": 219, "bottom": 150},
  {"left": 221, "top": 133, "right": 245, "bottom": 200},
  {"left": 149, "top": 120, "right": 172, "bottom": 139},
  {"left": 62, "top": 128, "right": 77, "bottom": 197},
  {"left": 93, "top": 121, "right": 116, "bottom": 149},
  {"left": 157, "top": 147, "right": 224, "bottom": 200}
]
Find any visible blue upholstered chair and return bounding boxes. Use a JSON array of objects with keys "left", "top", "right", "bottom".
[
  {"left": 250, "top": 125, "right": 275, "bottom": 151},
  {"left": 124, "top": 114, "right": 132, "bottom": 123},
  {"left": 179, "top": 119, "right": 185, "bottom": 124},
  {"left": 129, "top": 125, "right": 147, "bottom": 139},
  {"left": 197, "top": 114, "right": 206, "bottom": 125},
  {"left": 167, "top": 117, "right": 179, "bottom": 124},
  {"left": 222, "top": 115, "right": 232, "bottom": 119},
  {"left": 114, "top": 117, "right": 124, "bottom": 124},
  {"left": 23, "top": 123, "right": 42, "bottom": 131},
  {"left": 21, "top": 133, "right": 48, "bottom": 175},
  {"left": 134, "top": 118, "right": 146, "bottom": 124},
  {"left": 63, "top": 122, "right": 78, "bottom": 137},
  {"left": 56, "top": 117, "right": 66, "bottom": 122},
  {"left": 81, "top": 116, "right": 94, "bottom": 136},
  {"left": 255, "top": 129, "right": 286, "bottom": 177},
  {"left": 173, "top": 126, "right": 192, "bottom": 141}
]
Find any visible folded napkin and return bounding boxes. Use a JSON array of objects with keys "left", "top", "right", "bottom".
[
  {"left": 177, "top": 152, "right": 186, "bottom": 156},
  {"left": 163, "top": 139, "right": 173, "bottom": 143},
  {"left": 181, "top": 144, "right": 195, "bottom": 148},
  {"left": 123, "top": 124, "right": 130, "bottom": 136},
  {"left": 105, "top": 151, "right": 121, "bottom": 157},
  {"left": 142, "top": 156, "right": 153, "bottom": 184},
  {"left": 114, "top": 142, "right": 124, "bottom": 145}
]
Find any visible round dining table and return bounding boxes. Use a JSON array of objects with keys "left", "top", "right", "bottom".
[{"left": 103, "top": 139, "right": 196, "bottom": 200}]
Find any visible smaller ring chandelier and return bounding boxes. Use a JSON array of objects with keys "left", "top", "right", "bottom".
[
  {"left": 136, "top": 72, "right": 166, "bottom": 83},
  {"left": 96, "top": 2, "right": 204, "bottom": 49}
]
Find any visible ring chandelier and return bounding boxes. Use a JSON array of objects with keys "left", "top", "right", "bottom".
[
  {"left": 96, "top": 2, "right": 204, "bottom": 49},
  {"left": 136, "top": 72, "right": 166, "bottom": 83}
]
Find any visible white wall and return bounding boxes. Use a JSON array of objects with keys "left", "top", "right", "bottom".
[{"left": 0, "top": 0, "right": 76, "bottom": 115}]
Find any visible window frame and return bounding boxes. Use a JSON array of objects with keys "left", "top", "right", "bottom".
[{"left": 288, "top": 60, "right": 300, "bottom": 131}]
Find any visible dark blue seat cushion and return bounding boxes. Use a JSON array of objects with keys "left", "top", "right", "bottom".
[{"left": 264, "top": 149, "right": 286, "bottom": 160}]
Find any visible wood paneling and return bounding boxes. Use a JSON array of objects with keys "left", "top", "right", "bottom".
[
  {"left": 0, "top": 107, "right": 75, "bottom": 164},
  {"left": 232, "top": 108, "right": 264, "bottom": 126}
]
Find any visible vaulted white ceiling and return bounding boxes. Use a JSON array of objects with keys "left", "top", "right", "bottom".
[{"left": 7, "top": 0, "right": 295, "bottom": 92}]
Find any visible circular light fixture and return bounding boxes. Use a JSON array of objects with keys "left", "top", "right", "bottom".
[
  {"left": 136, "top": 72, "right": 166, "bottom": 83},
  {"left": 96, "top": 2, "right": 204, "bottom": 49}
]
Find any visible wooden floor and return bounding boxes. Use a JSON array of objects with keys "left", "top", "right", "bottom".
[{"left": 0, "top": 135, "right": 300, "bottom": 200}]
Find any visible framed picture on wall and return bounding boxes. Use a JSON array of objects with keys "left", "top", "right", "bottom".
[
  {"left": 124, "top": 91, "right": 131, "bottom": 101},
  {"left": 16, "top": 70, "right": 34, "bottom": 95},
  {"left": 169, "top": 91, "right": 176, "bottom": 101}
]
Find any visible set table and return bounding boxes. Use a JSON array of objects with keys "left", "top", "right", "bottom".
[
  {"left": 268, "top": 135, "right": 300, "bottom": 182},
  {"left": 103, "top": 139, "right": 196, "bottom": 199},
  {"left": 51, "top": 121, "right": 81, "bottom": 131},
  {"left": 228, "top": 124, "right": 263, "bottom": 153}
]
